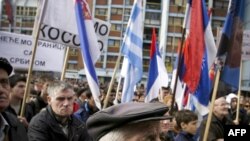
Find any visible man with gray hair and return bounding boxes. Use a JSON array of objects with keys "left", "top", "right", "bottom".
[{"left": 28, "top": 81, "right": 91, "bottom": 141}]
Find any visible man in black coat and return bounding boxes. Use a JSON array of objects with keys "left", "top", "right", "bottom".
[
  {"left": 28, "top": 81, "right": 91, "bottom": 141},
  {"left": 0, "top": 57, "right": 28, "bottom": 141}
]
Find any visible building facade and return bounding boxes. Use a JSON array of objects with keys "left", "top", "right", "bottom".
[{"left": 1, "top": 0, "right": 249, "bottom": 92}]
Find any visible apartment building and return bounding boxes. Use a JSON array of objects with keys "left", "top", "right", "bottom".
[{"left": 2, "top": 0, "right": 249, "bottom": 93}]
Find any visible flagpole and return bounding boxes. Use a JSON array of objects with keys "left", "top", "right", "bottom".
[
  {"left": 20, "top": 0, "right": 47, "bottom": 117},
  {"left": 103, "top": 53, "right": 122, "bottom": 108},
  {"left": 114, "top": 75, "right": 122, "bottom": 104},
  {"left": 235, "top": 59, "right": 243, "bottom": 123},
  {"left": 60, "top": 46, "right": 70, "bottom": 81},
  {"left": 170, "top": 2, "right": 187, "bottom": 115},
  {"left": 202, "top": 68, "right": 221, "bottom": 141}
]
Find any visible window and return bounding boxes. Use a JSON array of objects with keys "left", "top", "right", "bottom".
[
  {"left": 96, "top": 8, "right": 107, "bottom": 15},
  {"left": 107, "top": 56, "right": 118, "bottom": 62},
  {"left": 108, "top": 39, "right": 120, "bottom": 47},
  {"left": 124, "top": 9, "right": 131, "bottom": 15},
  {"left": 125, "top": 0, "right": 132, "bottom": 5},
  {"left": 111, "top": 24, "right": 122, "bottom": 31},
  {"left": 145, "top": 12, "right": 161, "bottom": 25},
  {"left": 111, "top": 8, "right": 123, "bottom": 15}
]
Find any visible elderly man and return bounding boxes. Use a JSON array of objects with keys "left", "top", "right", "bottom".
[
  {"left": 199, "top": 96, "right": 233, "bottom": 141},
  {"left": 87, "top": 102, "right": 172, "bottom": 141},
  {"left": 28, "top": 81, "right": 91, "bottom": 141},
  {"left": 0, "top": 57, "right": 28, "bottom": 141}
]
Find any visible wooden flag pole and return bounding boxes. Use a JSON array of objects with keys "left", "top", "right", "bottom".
[
  {"left": 115, "top": 76, "right": 122, "bottom": 103},
  {"left": 60, "top": 47, "right": 70, "bottom": 81},
  {"left": 103, "top": 53, "right": 122, "bottom": 108},
  {"left": 202, "top": 69, "right": 221, "bottom": 141},
  {"left": 235, "top": 59, "right": 243, "bottom": 123},
  {"left": 20, "top": 0, "right": 48, "bottom": 117}
]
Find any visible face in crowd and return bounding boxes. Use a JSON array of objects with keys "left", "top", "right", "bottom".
[
  {"left": 47, "top": 82, "right": 75, "bottom": 117},
  {"left": 0, "top": 69, "right": 10, "bottom": 112}
]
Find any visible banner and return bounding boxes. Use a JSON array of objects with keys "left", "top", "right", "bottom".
[
  {"left": 39, "top": 18, "right": 110, "bottom": 52},
  {"left": 0, "top": 31, "right": 65, "bottom": 72},
  {"left": 41, "top": 0, "right": 110, "bottom": 52}
]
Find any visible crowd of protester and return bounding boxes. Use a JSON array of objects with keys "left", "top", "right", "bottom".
[{"left": 1, "top": 57, "right": 250, "bottom": 141}]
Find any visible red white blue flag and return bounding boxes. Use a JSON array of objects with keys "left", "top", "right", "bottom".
[
  {"left": 75, "top": 0, "right": 101, "bottom": 109},
  {"left": 145, "top": 28, "right": 169, "bottom": 102}
]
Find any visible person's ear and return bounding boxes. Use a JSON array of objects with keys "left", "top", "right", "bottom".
[
  {"left": 180, "top": 122, "right": 187, "bottom": 129},
  {"left": 47, "top": 96, "right": 51, "bottom": 105}
]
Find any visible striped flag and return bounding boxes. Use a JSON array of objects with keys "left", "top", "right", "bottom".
[
  {"left": 120, "top": 0, "right": 143, "bottom": 103},
  {"left": 145, "top": 28, "right": 169, "bottom": 102},
  {"left": 180, "top": 0, "right": 217, "bottom": 116},
  {"left": 75, "top": 0, "right": 101, "bottom": 109}
]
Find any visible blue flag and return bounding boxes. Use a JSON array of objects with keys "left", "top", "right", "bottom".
[
  {"left": 217, "top": 0, "right": 245, "bottom": 91},
  {"left": 120, "top": 0, "right": 143, "bottom": 103}
]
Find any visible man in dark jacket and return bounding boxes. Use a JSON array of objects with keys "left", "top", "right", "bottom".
[
  {"left": 0, "top": 57, "right": 28, "bottom": 141},
  {"left": 199, "top": 96, "right": 233, "bottom": 141},
  {"left": 28, "top": 81, "right": 91, "bottom": 141}
]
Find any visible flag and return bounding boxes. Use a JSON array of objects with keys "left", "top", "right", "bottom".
[
  {"left": 145, "top": 28, "right": 169, "bottom": 102},
  {"left": 180, "top": 0, "right": 217, "bottom": 116},
  {"left": 75, "top": 0, "right": 101, "bottom": 109},
  {"left": 4, "top": 0, "right": 13, "bottom": 24},
  {"left": 217, "top": 0, "right": 245, "bottom": 91},
  {"left": 120, "top": 0, "right": 143, "bottom": 103}
]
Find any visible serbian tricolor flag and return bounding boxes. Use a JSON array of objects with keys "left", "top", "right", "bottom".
[
  {"left": 180, "top": 0, "right": 217, "bottom": 115},
  {"left": 217, "top": 0, "right": 245, "bottom": 92},
  {"left": 145, "top": 28, "right": 169, "bottom": 102},
  {"left": 75, "top": 0, "right": 101, "bottom": 109}
]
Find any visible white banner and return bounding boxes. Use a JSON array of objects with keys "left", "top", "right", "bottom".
[
  {"left": 41, "top": 0, "right": 110, "bottom": 52},
  {"left": 39, "top": 18, "right": 110, "bottom": 52},
  {"left": 0, "top": 31, "right": 65, "bottom": 72},
  {"left": 242, "top": 30, "right": 250, "bottom": 60}
]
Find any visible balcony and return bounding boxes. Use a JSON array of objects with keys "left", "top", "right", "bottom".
[
  {"left": 109, "top": 30, "right": 121, "bottom": 37},
  {"left": 106, "top": 62, "right": 116, "bottom": 68},
  {"left": 95, "top": 15, "right": 107, "bottom": 21},
  {"left": 95, "top": 62, "right": 103, "bottom": 68},
  {"left": 110, "top": 14, "right": 123, "bottom": 21},
  {"left": 107, "top": 46, "right": 120, "bottom": 53},
  {"left": 96, "top": 0, "right": 108, "bottom": 5},
  {"left": 112, "top": 0, "right": 123, "bottom": 5}
]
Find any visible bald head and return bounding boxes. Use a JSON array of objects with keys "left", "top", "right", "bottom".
[{"left": 213, "top": 96, "right": 229, "bottom": 119}]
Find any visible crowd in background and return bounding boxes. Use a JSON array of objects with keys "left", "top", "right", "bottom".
[{"left": 1, "top": 57, "right": 250, "bottom": 141}]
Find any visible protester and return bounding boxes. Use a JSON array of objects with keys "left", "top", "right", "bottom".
[
  {"left": 174, "top": 110, "right": 198, "bottom": 141},
  {"left": 226, "top": 93, "right": 249, "bottom": 125},
  {"left": 75, "top": 88, "right": 88, "bottom": 106},
  {"left": 199, "top": 96, "right": 233, "bottom": 141},
  {"left": 74, "top": 88, "right": 99, "bottom": 122},
  {"left": 28, "top": 81, "right": 91, "bottom": 141},
  {"left": 0, "top": 57, "right": 28, "bottom": 141},
  {"left": 87, "top": 102, "right": 172, "bottom": 141},
  {"left": 151, "top": 86, "right": 172, "bottom": 102},
  {"left": 25, "top": 80, "right": 50, "bottom": 122}
]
